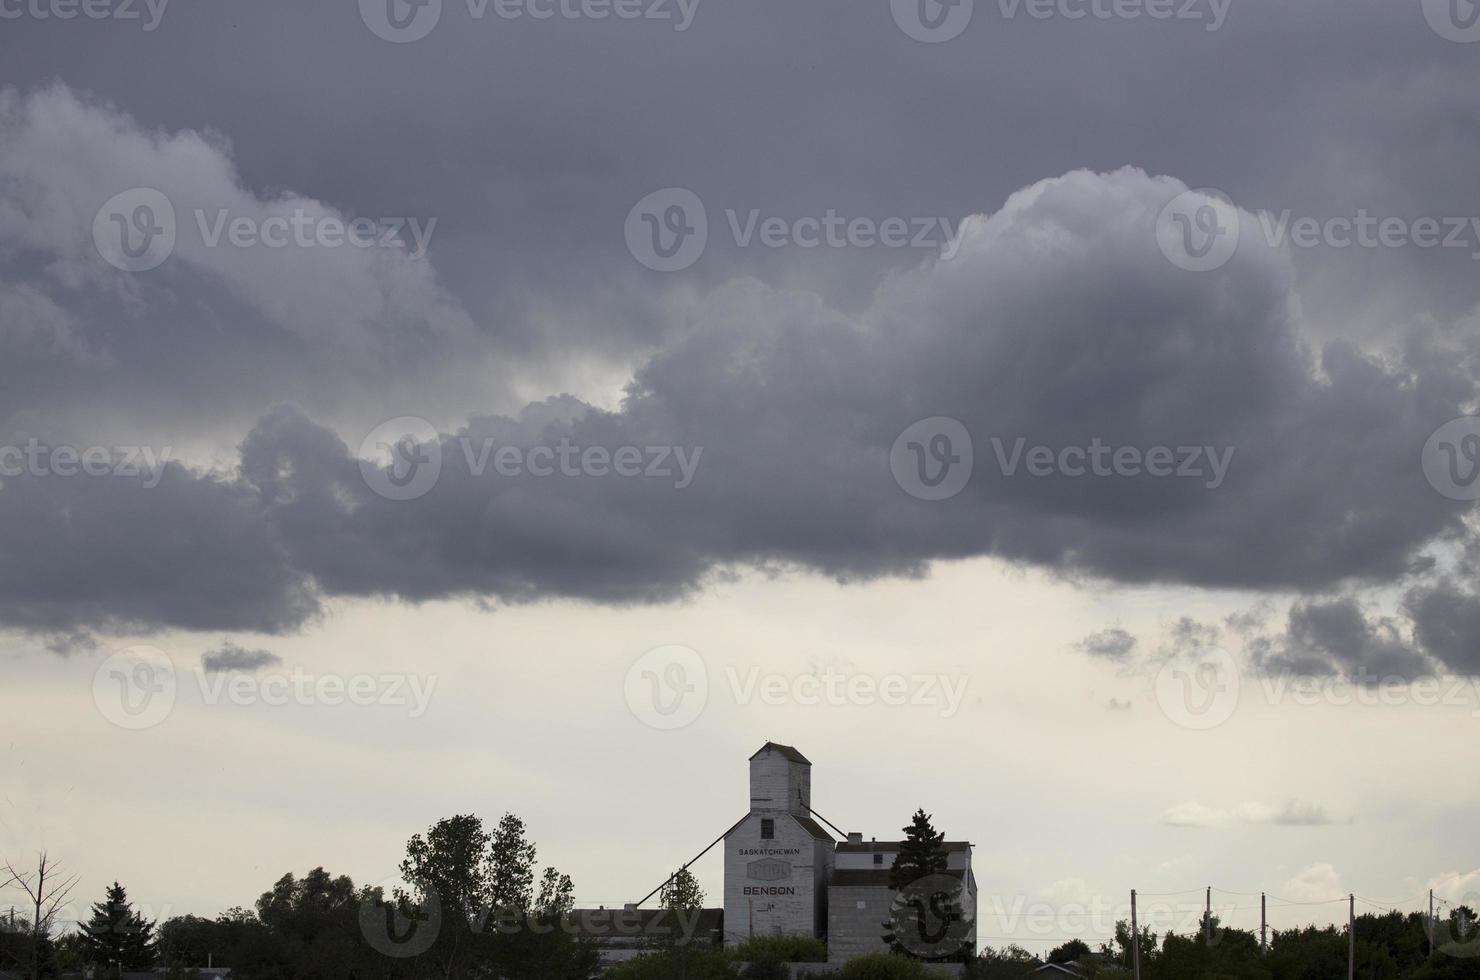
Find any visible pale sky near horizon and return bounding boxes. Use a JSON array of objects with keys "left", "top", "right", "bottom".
[
  {"left": 3, "top": 0, "right": 1480, "bottom": 957},
  {"left": 6, "top": 559, "right": 1480, "bottom": 951}
]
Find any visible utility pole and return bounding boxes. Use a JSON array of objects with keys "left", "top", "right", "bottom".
[
  {"left": 1430, "top": 889, "right": 1436, "bottom": 957},
  {"left": 1205, "top": 886, "right": 1212, "bottom": 946},
  {"left": 1261, "top": 893, "right": 1267, "bottom": 956},
  {"left": 1130, "top": 889, "right": 1142, "bottom": 980},
  {"left": 1348, "top": 894, "right": 1356, "bottom": 980}
]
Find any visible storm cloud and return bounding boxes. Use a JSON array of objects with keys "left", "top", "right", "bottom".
[
  {"left": 0, "top": 84, "right": 490, "bottom": 437},
  {"left": 1272, "top": 598, "right": 1433, "bottom": 681},
  {"left": 1124, "top": 577, "right": 1480, "bottom": 682},
  {"left": 3, "top": 164, "right": 1475, "bottom": 636},
  {"left": 1404, "top": 579, "right": 1480, "bottom": 677}
]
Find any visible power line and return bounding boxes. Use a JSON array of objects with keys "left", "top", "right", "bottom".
[
  {"left": 1355, "top": 892, "right": 1425, "bottom": 908},
  {"left": 1130, "top": 888, "right": 1201, "bottom": 900},
  {"left": 634, "top": 817, "right": 742, "bottom": 909},
  {"left": 1264, "top": 896, "right": 1351, "bottom": 907}
]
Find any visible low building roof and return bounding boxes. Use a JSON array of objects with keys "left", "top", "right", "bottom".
[
  {"left": 566, "top": 907, "right": 724, "bottom": 944},
  {"left": 835, "top": 841, "right": 972, "bottom": 853},
  {"left": 793, "top": 815, "right": 837, "bottom": 842}
]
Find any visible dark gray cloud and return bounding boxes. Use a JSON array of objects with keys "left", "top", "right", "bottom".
[
  {"left": 1276, "top": 598, "right": 1432, "bottom": 681},
  {"left": 0, "top": 84, "right": 499, "bottom": 440},
  {"left": 42, "top": 630, "right": 97, "bottom": 655},
  {"left": 1078, "top": 629, "right": 1137, "bottom": 662},
  {"left": 201, "top": 642, "right": 282, "bottom": 674},
  {"left": 1188, "top": 599, "right": 1429, "bottom": 681},
  {"left": 3, "top": 0, "right": 1480, "bottom": 440},
  {"left": 1151, "top": 579, "right": 1480, "bottom": 681},
  {"left": 1, "top": 166, "right": 1475, "bottom": 638},
  {"left": 1404, "top": 579, "right": 1480, "bottom": 676},
  {"left": 0, "top": 453, "right": 317, "bottom": 635},
  {"left": 1168, "top": 618, "right": 1223, "bottom": 656}
]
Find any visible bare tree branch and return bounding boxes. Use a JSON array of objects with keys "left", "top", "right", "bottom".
[{"left": 1, "top": 852, "right": 80, "bottom": 980}]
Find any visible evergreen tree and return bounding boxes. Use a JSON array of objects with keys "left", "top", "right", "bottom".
[
  {"left": 79, "top": 882, "right": 155, "bottom": 974},
  {"left": 888, "top": 809, "right": 948, "bottom": 890}
]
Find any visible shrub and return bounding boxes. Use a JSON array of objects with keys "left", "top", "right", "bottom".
[
  {"left": 839, "top": 952, "right": 934, "bottom": 980},
  {"left": 737, "top": 955, "right": 792, "bottom": 980},
  {"left": 729, "top": 935, "right": 829, "bottom": 963},
  {"left": 605, "top": 946, "right": 737, "bottom": 980}
]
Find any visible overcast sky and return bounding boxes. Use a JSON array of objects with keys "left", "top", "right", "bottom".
[{"left": 2, "top": 0, "right": 1480, "bottom": 954}]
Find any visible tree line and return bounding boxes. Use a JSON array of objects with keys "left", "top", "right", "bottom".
[
  {"left": 973, "top": 904, "right": 1480, "bottom": 980},
  {"left": 2, "top": 812, "right": 598, "bottom": 979},
  {"left": 7, "top": 808, "right": 1478, "bottom": 980}
]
